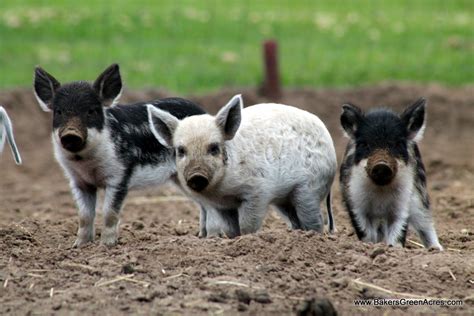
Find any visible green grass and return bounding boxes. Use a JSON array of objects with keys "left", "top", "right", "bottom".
[{"left": 0, "top": 0, "right": 472, "bottom": 93}]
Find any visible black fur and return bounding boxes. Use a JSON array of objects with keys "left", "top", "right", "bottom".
[
  {"left": 107, "top": 98, "right": 205, "bottom": 166},
  {"left": 52, "top": 82, "right": 105, "bottom": 130},
  {"left": 217, "top": 208, "right": 241, "bottom": 238},
  {"left": 397, "top": 220, "right": 409, "bottom": 246},
  {"left": 342, "top": 106, "right": 410, "bottom": 164},
  {"left": 339, "top": 142, "right": 366, "bottom": 240},
  {"left": 412, "top": 144, "right": 430, "bottom": 210}
]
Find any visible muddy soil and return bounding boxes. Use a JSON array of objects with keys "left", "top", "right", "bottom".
[{"left": 0, "top": 83, "right": 473, "bottom": 315}]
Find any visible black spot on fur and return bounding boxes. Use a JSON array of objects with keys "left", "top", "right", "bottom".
[
  {"left": 217, "top": 208, "right": 240, "bottom": 238},
  {"left": 397, "top": 220, "right": 409, "bottom": 246},
  {"left": 107, "top": 98, "right": 205, "bottom": 166},
  {"left": 111, "top": 166, "right": 134, "bottom": 211},
  {"left": 339, "top": 143, "right": 366, "bottom": 240}
]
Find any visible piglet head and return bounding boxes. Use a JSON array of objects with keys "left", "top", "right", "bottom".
[
  {"left": 148, "top": 95, "right": 243, "bottom": 193},
  {"left": 341, "top": 98, "right": 427, "bottom": 186},
  {"left": 33, "top": 64, "right": 122, "bottom": 153}
]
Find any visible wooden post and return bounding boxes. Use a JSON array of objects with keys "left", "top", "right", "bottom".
[{"left": 261, "top": 40, "right": 281, "bottom": 99}]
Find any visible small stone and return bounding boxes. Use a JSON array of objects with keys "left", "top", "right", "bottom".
[
  {"left": 296, "top": 297, "right": 337, "bottom": 316},
  {"left": 174, "top": 226, "right": 189, "bottom": 236},
  {"left": 235, "top": 289, "right": 252, "bottom": 304},
  {"left": 208, "top": 291, "right": 228, "bottom": 303},
  {"left": 121, "top": 263, "right": 135, "bottom": 274},
  {"left": 52, "top": 303, "right": 62, "bottom": 311},
  {"left": 370, "top": 247, "right": 386, "bottom": 259},
  {"left": 252, "top": 289, "right": 272, "bottom": 304},
  {"left": 132, "top": 221, "right": 145, "bottom": 230},
  {"left": 291, "top": 273, "right": 303, "bottom": 281},
  {"left": 237, "top": 302, "right": 248, "bottom": 311},
  {"left": 330, "top": 277, "right": 348, "bottom": 289}
]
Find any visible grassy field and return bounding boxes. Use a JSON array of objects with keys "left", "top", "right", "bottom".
[{"left": 0, "top": 0, "right": 472, "bottom": 93}]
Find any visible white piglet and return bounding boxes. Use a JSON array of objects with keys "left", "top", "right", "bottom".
[{"left": 147, "top": 95, "right": 337, "bottom": 238}]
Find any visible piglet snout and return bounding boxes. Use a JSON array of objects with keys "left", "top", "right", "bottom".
[
  {"left": 370, "top": 162, "right": 394, "bottom": 185},
  {"left": 366, "top": 150, "right": 397, "bottom": 186},
  {"left": 60, "top": 128, "right": 86, "bottom": 153},
  {"left": 187, "top": 174, "right": 209, "bottom": 192}
]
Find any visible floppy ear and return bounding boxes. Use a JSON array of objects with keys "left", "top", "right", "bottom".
[
  {"left": 0, "top": 106, "right": 22, "bottom": 164},
  {"left": 215, "top": 94, "right": 243, "bottom": 141},
  {"left": 93, "top": 63, "right": 123, "bottom": 107},
  {"left": 34, "top": 66, "right": 61, "bottom": 112},
  {"left": 147, "top": 105, "right": 179, "bottom": 148},
  {"left": 401, "top": 98, "right": 426, "bottom": 142},
  {"left": 340, "top": 103, "right": 363, "bottom": 139}
]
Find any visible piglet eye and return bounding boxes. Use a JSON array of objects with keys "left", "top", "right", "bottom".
[
  {"left": 177, "top": 146, "right": 186, "bottom": 158},
  {"left": 208, "top": 143, "right": 220, "bottom": 156}
]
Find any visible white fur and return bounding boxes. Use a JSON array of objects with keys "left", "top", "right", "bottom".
[
  {"left": 151, "top": 97, "right": 338, "bottom": 236},
  {"left": 33, "top": 89, "right": 52, "bottom": 112},
  {"left": 412, "top": 121, "right": 426, "bottom": 143},
  {"left": 147, "top": 104, "right": 178, "bottom": 147},
  {"left": 348, "top": 158, "right": 413, "bottom": 245},
  {"left": 52, "top": 115, "right": 177, "bottom": 247},
  {"left": 347, "top": 156, "right": 442, "bottom": 249}
]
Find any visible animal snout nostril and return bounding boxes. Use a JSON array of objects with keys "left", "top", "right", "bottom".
[
  {"left": 370, "top": 162, "right": 395, "bottom": 186},
  {"left": 60, "top": 133, "right": 85, "bottom": 153},
  {"left": 186, "top": 175, "right": 209, "bottom": 192}
]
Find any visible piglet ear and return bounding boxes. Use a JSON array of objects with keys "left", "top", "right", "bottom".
[
  {"left": 93, "top": 63, "right": 122, "bottom": 107},
  {"left": 401, "top": 98, "right": 426, "bottom": 142},
  {"left": 215, "top": 94, "right": 243, "bottom": 141},
  {"left": 340, "top": 103, "right": 363, "bottom": 139},
  {"left": 147, "top": 105, "right": 179, "bottom": 148},
  {"left": 33, "top": 66, "right": 60, "bottom": 112}
]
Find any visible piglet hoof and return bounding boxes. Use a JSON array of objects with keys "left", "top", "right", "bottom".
[
  {"left": 428, "top": 244, "right": 444, "bottom": 252},
  {"left": 100, "top": 229, "right": 118, "bottom": 247},
  {"left": 72, "top": 237, "right": 93, "bottom": 248}
]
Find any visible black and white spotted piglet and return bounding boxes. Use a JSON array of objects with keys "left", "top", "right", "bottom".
[
  {"left": 34, "top": 64, "right": 205, "bottom": 247},
  {"left": 339, "top": 98, "right": 442, "bottom": 250}
]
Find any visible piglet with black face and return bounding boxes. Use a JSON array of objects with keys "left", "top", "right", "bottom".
[
  {"left": 34, "top": 64, "right": 205, "bottom": 247},
  {"left": 339, "top": 98, "right": 442, "bottom": 250}
]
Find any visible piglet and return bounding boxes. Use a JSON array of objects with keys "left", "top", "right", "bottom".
[
  {"left": 148, "top": 95, "right": 337, "bottom": 237},
  {"left": 339, "top": 98, "right": 442, "bottom": 250},
  {"left": 33, "top": 64, "right": 205, "bottom": 247}
]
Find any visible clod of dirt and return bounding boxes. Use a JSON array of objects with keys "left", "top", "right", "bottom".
[
  {"left": 296, "top": 297, "right": 337, "bottom": 316},
  {"left": 174, "top": 226, "right": 189, "bottom": 236},
  {"left": 252, "top": 289, "right": 272, "bottom": 304},
  {"left": 121, "top": 263, "right": 135, "bottom": 274},
  {"left": 208, "top": 291, "right": 229, "bottom": 303},
  {"left": 237, "top": 303, "right": 248, "bottom": 311},
  {"left": 52, "top": 303, "right": 62, "bottom": 311},
  {"left": 131, "top": 221, "right": 145, "bottom": 230},
  {"left": 235, "top": 289, "right": 252, "bottom": 304},
  {"left": 330, "top": 277, "right": 348, "bottom": 289},
  {"left": 370, "top": 247, "right": 386, "bottom": 259}
]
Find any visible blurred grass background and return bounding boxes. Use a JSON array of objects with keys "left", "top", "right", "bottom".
[{"left": 0, "top": 0, "right": 472, "bottom": 93}]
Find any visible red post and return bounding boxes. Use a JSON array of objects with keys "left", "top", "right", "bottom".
[{"left": 261, "top": 40, "right": 281, "bottom": 99}]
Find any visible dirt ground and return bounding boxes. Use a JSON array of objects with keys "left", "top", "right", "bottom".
[{"left": 0, "top": 83, "right": 473, "bottom": 315}]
